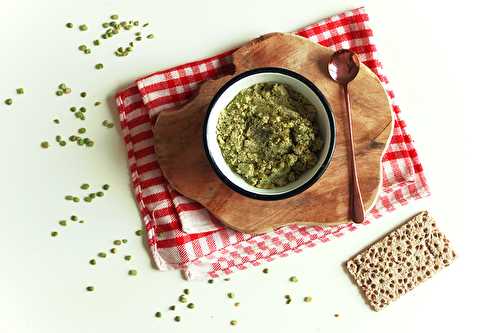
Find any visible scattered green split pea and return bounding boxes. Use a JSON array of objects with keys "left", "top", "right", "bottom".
[
  {"left": 98, "top": 252, "right": 107, "bottom": 258},
  {"left": 187, "top": 303, "right": 194, "bottom": 309},
  {"left": 102, "top": 120, "right": 114, "bottom": 128},
  {"left": 124, "top": 255, "right": 132, "bottom": 261},
  {"left": 86, "top": 286, "right": 94, "bottom": 292},
  {"left": 70, "top": 215, "right": 78, "bottom": 221},
  {"left": 128, "top": 269, "right": 138, "bottom": 276},
  {"left": 51, "top": 231, "right": 58, "bottom": 237},
  {"left": 79, "top": 24, "right": 88, "bottom": 31},
  {"left": 89, "top": 259, "right": 96, "bottom": 265},
  {"left": 230, "top": 320, "right": 237, "bottom": 326},
  {"left": 40, "top": 141, "right": 49, "bottom": 148},
  {"left": 174, "top": 316, "right": 181, "bottom": 322},
  {"left": 304, "top": 296, "right": 312, "bottom": 303},
  {"left": 178, "top": 295, "right": 187, "bottom": 303},
  {"left": 80, "top": 183, "right": 90, "bottom": 189},
  {"left": 289, "top": 276, "right": 298, "bottom": 283},
  {"left": 16, "top": 88, "right": 24, "bottom": 94},
  {"left": 155, "top": 312, "right": 162, "bottom": 318}
]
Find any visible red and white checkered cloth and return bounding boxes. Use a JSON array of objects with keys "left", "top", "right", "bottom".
[{"left": 115, "top": 7, "right": 430, "bottom": 279}]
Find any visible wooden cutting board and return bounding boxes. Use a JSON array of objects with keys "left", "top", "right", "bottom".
[{"left": 154, "top": 33, "right": 393, "bottom": 234}]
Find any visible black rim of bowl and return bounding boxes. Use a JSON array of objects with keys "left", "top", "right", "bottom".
[{"left": 203, "top": 67, "right": 336, "bottom": 201}]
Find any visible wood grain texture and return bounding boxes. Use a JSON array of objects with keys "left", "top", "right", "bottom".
[{"left": 154, "top": 33, "right": 393, "bottom": 234}]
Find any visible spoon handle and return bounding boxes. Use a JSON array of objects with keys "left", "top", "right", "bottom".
[{"left": 344, "top": 85, "right": 365, "bottom": 223}]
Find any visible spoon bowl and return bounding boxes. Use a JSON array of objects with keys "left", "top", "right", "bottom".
[{"left": 328, "top": 49, "right": 360, "bottom": 85}]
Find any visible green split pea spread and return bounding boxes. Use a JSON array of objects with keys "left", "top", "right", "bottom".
[{"left": 216, "top": 83, "right": 323, "bottom": 189}]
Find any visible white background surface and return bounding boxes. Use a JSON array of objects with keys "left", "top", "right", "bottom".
[{"left": 0, "top": 0, "right": 493, "bottom": 332}]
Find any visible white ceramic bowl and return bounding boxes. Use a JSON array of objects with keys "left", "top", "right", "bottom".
[{"left": 203, "top": 67, "right": 336, "bottom": 200}]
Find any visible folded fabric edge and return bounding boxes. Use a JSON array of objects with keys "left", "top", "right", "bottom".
[
  {"left": 181, "top": 180, "right": 429, "bottom": 280},
  {"left": 180, "top": 181, "right": 429, "bottom": 280},
  {"left": 115, "top": 90, "right": 171, "bottom": 272}
]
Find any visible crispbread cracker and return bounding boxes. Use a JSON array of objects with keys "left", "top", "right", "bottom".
[{"left": 346, "top": 211, "right": 456, "bottom": 311}]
